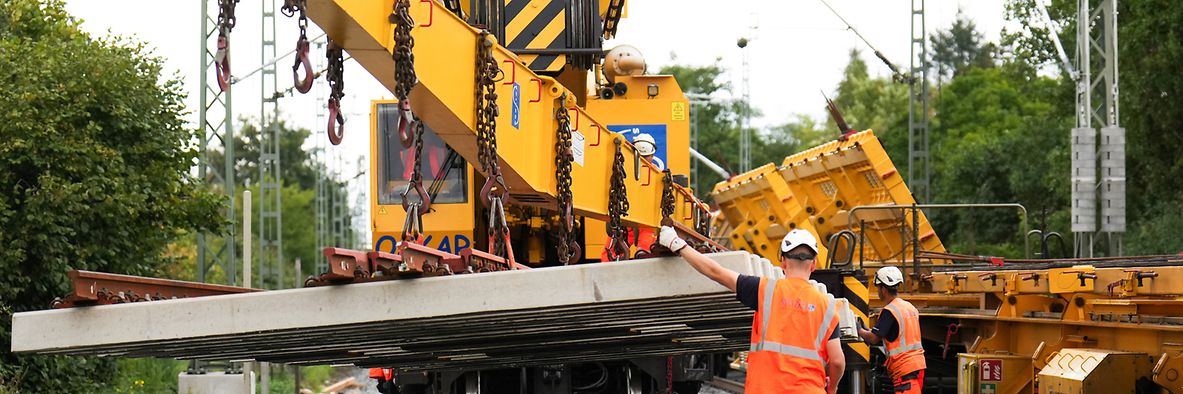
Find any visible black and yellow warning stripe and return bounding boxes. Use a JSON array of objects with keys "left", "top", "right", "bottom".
[
  {"left": 504, "top": 0, "right": 568, "bottom": 72},
  {"left": 842, "top": 273, "right": 871, "bottom": 363}
]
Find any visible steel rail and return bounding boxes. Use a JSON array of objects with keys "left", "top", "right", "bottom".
[
  {"left": 846, "top": 203, "right": 1030, "bottom": 279},
  {"left": 52, "top": 270, "right": 258, "bottom": 308},
  {"left": 704, "top": 376, "right": 745, "bottom": 393}
]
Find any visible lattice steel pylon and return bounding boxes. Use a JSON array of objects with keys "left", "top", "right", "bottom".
[
  {"left": 258, "top": 0, "right": 284, "bottom": 289},
  {"left": 907, "top": 0, "right": 931, "bottom": 203},
  {"left": 738, "top": 43, "right": 751, "bottom": 174},
  {"left": 314, "top": 37, "right": 329, "bottom": 274},
  {"left": 197, "top": 0, "right": 236, "bottom": 286},
  {"left": 1072, "top": 0, "right": 1124, "bottom": 257},
  {"left": 332, "top": 154, "right": 352, "bottom": 250}
]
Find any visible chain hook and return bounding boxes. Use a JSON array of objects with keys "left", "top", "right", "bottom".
[
  {"left": 292, "top": 37, "right": 314, "bottom": 94},
  {"left": 214, "top": 0, "right": 239, "bottom": 92},
  {"left": 215, "top": 35, "right": 232, "bottom": 92},
  {"left": 326, "top": 98, "right": 344, "bottom": 145},
  {"left": 397, "top": 100, "right": 417, "bottom": 148},
  {"left": 325, "top": 40, "right": 346, "bottom": 144}
]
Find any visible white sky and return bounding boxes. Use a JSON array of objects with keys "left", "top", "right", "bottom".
[{"left": 64, "top": 0, "right": 1006, "bottom": 245}]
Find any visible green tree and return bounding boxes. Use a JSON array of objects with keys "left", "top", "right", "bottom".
[
  {"left": 929, "top": 12, "right": 998, "bottom": 84},
  {"left": 762, "top": 114, "right": 832, "bottom": 162},
  {"left": 210, "top": 120, "right": 321, "bottom": 190},
  {"left": 0, "top": 0, "right": 222, "bottom": 391},
  {"left": 1116, "top": 1, "right": 1183, "bottom": 254},
  {"left": 929, "top": 66, "right": 1072, "bottom": 255},
  {"left": 1004, "top": 0, "right": 1183, "bottom": 254}
]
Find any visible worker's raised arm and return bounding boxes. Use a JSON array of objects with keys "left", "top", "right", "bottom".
[{"left": 658, "top": 227, "right": 739, "bottom": 291}]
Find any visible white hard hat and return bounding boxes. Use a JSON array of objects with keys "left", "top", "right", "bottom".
[
  {"left": 779, "top": 229, "right": 819, "bottom": 256},
  {"left": 875, "top": 266, "right": 905, "bottom": 287},
  {"left": 633, "top": 133, "right": 657, "bottom": 156}
]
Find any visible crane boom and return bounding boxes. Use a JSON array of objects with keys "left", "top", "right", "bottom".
[{"left": 307, "top": 0, "right": 704, "bottom": 229}]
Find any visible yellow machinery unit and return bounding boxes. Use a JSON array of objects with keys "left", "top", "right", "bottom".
[
  {"left": 710, "top": 130, "right": 947, "bottom": 271},
  {"left": 958, "top": 353, "right": 1035, "bottom": 394},
  {"left": 1037, "top": 349, "right": 1151, "bottom": 393}
]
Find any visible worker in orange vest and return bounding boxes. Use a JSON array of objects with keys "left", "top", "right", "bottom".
[
  {"left": 658, "top": 227, "right": 845, "bottom": 394},
  {"left": 857, "top": 266, "right": 926, "bottom": 394}
]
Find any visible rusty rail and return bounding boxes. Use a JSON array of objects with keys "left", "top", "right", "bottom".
[
  {"left": 305, "top": 245, "right": 531, "bottom": 287},
  {"left": 52, "top": 270, "right": 258, "bottom": 309}
]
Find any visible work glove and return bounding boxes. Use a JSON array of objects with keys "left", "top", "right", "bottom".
[{"left": 658, "top": 226, "right": 688, "bottom": 254}]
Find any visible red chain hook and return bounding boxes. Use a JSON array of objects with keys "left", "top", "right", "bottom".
[
  {"left": 397, "top": 100, "right": 416, "bottom": 148},
  {"left": 215, "top": 35, "right": 232, "bottom": 91},
  {"left": 326, "top": 98, "right": 344, "bottom": 145},
  {"left": 942, "top": 323, "right": 961, "bottom": 359},
  {"left": 292, "top": 37, "right": 314, "bottom": 94}
]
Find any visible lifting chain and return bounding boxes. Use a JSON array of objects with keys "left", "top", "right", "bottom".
[
  {"left": 475, "top": 31, "right": 504, "bottom": 181},
  {"left": 387, "top": 0, "right": 427, "bottom": 244},
  {"left": 691, "top": 200, "right": 717, "bottom": 253},
  {"left": 325, "top": 40, "right": 346, "bottom": 145},
  {"left": 605, "top": 138, "right": 631, "bottom": 261},
  {"left": 400, "top": 121, "right": 431, "bottom": 243},
  {"left": 694, "top": 202, "right": 711, "bottom": 239},
  {"left": 283, "top": 0, "right": 314, "bottom": 94},
  {"left": 555, "top": 103, "right": 580, "bottom": 265},
  {"left": 660, "top": 169, "right": 675, "bottom": 218},
  {"left": 214, "top": 0, "right": 240, "bottom": 92},
  {"left": 475, "top": 31, "right": 512, "bottom": 263},
  {"left": 391, "top": 0, "right": 420, "bottom": 149}
]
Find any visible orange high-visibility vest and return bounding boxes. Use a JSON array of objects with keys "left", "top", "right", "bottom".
[
  {"left": 883, "top": 297, "right": 926, "bottom": 380},
  {"left": 746, "top": 277, "right": 839, "bottom": 394}
]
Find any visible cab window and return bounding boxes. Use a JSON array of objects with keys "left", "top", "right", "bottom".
[{"left": 376, "top": 103, "right": 467, "bottom": 205}]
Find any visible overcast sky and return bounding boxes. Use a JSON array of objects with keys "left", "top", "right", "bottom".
[{"left": 64, "top": 0, "right": 1007, "bottom": 245}]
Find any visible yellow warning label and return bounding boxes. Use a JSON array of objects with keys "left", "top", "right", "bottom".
[
  {"left": 378, "top": 207, "right": 388, "bottom": 215},
  {"left": 671, "top": 102, "right": 687, "bottom": 121}
]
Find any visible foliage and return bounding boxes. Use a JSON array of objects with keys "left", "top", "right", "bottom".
[
  {"left": 929, "top": 12, "right": 998, "bottom": 84},
  {"left": 1003, "top": 0, "right": 1183, "bottom": 255},
  {"left": 0, "top": 0, "right": 223, "bottom": 391},
  {"left": 111, "top": 358, "right": 187, "bottom": 394},
  {"left": 1116, "top": 1, "right": 1183, "bottom": 232},
  {"left": 208, "top": 120, "right": 322, "bottom": 190},
  {"left": 929, "top": 66, "right": 1072, "bottom": 255},
  {"left": 761, "top": 114, "right": 832, "bottom": 162}
]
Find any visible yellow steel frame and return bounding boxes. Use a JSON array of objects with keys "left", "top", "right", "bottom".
[
  {"left": 921, "top": 261, "right": 1183, "bottom": 393},
  {"left": 710, "top": 130, "right": 946, "bottom": 268},
  {"left": 310, "top": 0, "right": 702, "bottom": 232}
]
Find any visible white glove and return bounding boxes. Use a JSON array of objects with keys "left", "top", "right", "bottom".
[{"left": 658, "top": 226, "right": 688, "bottom": 253}]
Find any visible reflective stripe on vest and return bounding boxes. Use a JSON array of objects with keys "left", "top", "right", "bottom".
[
  {"left": 751, "top": 278, "right": 836, "bottom": 361},
  {"left": 883, "top": 302, "right": 923, "bottom": 356}
]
